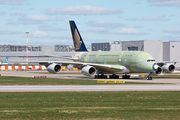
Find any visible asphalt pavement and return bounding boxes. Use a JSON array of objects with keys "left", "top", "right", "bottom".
[{"left": 0, "top": 70, "right": 180, "bottom": 92}]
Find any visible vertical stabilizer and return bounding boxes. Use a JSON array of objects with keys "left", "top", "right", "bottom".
[
  {"left": 69, "top": 21, "right": 88, "bottom": 52},
  {"left": 4, "top": 56, "right": 8, "bottom": 63}
]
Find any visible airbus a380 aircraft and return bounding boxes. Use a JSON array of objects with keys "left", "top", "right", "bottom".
[{"left": 16, "top": 21, "right": 177, "bottom": 80}]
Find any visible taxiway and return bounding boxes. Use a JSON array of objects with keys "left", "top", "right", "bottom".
[{"left": 0, "top": 71, "right": 180, "bottom": 92}]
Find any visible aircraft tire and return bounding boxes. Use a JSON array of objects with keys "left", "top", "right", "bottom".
[
  {"left": 122, "top": 75, "right": 130, "bottom": 79},
  {"left": 104, "top": 75, "right": 107, "bottom": 79},
  {"left": 109, "top": 75, "right": 117, "bottom": 79},
  {"left": 95, "top": 75, "right": 99, "bottom": 79},
  {"left": 95, "top": 75, "right": 108, "bottom": 79},
  {"left": 147, "top": 76, "right": 152, "bottom": 80},
  {"left": 109, "top": 75, "right": 112, "bottom": 79},
  {"left": 116, "top": 75, "right": 119, "bottom": 79}
]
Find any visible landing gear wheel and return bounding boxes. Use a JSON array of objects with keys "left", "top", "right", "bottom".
[
  {"left": 147, "top": 75, "right": 152, "bottom": 80},
  {"left": 122, "top": 75, "right": 130, "bottom": 79},
  {"left": 95, "top": 74, "right": 107, "bottom": 79},
  {"left": 109, "top": 74, "right": 119, "bottom": 79}
]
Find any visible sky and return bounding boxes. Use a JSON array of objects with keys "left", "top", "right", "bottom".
[{"left": 0, "top": 0, "right": 180, "bottom": 46}]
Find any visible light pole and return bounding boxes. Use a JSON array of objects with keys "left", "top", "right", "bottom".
[{"left": 25, "top": 32, "right": 29, "bottom": 62}]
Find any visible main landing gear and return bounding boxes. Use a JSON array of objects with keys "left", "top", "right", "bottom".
[
  {"left": 109, "top": 74, "right": 119, "bottom": 79},
  {"left": 94, "top": 74, "right": 107, "bottom": 79},
  {"left": 94, "top": 74, "right": 130, "bottom": 79},
  {"left": 122, "top": 74, "right": 130, "bottom": 79}
]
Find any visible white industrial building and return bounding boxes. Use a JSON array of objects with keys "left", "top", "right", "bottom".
[
  {"left": 0, "top": 40, "right": 180, "bottom": 69},
  {"left": 0, "top": 45, "right": 76, "bottom": 64}
]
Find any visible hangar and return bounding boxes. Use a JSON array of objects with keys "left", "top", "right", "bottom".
[
  {"left": 0, "top": 40, "right": 179, "bottom": 69},
  {"left": 0, "top": 45, "right": 76, "bottom": 64}
]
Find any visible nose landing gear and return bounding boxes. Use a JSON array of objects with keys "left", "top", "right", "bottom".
[{"left": 147, "top": 72, "right": 153, "bottom": 80}]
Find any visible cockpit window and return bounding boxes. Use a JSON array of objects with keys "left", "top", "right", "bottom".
[{"left": 147, "top": 59, "right": 155, "bottom": 62}]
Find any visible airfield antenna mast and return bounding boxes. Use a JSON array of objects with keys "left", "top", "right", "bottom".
[{"left": 25, "top": 32, "right": 29, "bottom": 63}]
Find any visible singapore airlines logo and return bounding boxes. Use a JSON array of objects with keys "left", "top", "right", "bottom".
[{"left": 74, "top": 29, "right": 82, "bottom": 50}]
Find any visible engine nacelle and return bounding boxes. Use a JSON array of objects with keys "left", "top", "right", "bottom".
[
  {"left": 152, "top": 63, "right": 162, "bottom": 76},
  {"left": 81, "top": 66, "right": 96, "bottom": 76},
  {"left": 162, "top": 64, "right": 175, "bottom": 73},
  {"left": 47, "top": 63, "right": 61, "bottom": 74}
]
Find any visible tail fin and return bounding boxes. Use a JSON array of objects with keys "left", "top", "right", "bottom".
[
  {"left": 69, "top": 20, "right": 88, "bottom": 52},
  {"left": 4, "top": 56, "right": 8, "bottom": 63}
]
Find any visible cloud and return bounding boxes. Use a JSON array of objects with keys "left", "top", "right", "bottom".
[
  {"left": 38, "top": 24, "right": 67, "bottom": 31},
  {"left": 7, "top": 20, "right": 44, "bottom": 26},
  {"left": 46, "top": 5, "right": 122, "bottom": 15},
  {"left": 50, "top": 35, "right": 71, "bottom": 40},
  {"left": 17, "top": 15, "right": 51, "bottom": 25},
  {"left": 0, "top": 0, "right": 25, "bottom": 5},
  {"left": 21, "top": 15, "right": 51, "bottom": 21},
  {"left": 0, "top": 29, "right": 21, "bottom": 34},
  {"left": 116, "top": 28, "right": 145, "bottom": 35},
  {"left": 56, "top": 17, "right": 64, "bottom": 21},
  {"left": 90, "top": 27, "right": 107, "bottom": 33},
  {"left": 13, "top": 12, "right": 26, "bottom": 17},
  {"left": 6, "top": 20, "right": 20, "bottom": 25},
  {"left": 162, "top": 35, "right": 180, "bottom": 41},
  {"left": 127, "top": 16, "right": 168, "bottom": 21},
  {"left": 31, "top": 31, "right": 48, "bottom": 38},
  {"left": 0, "top": 10, "right": 5, "bottom": 15},
  {"left": 141, "top": 17, "right": 168, "bottom": 21},
  {"left": 133, "top": 25, "right": 144, "bottom": 28},
  {"left": 162, "top": 29, "right": 180, "bottom": 34},
  {"left": 117, "top": 28, "right": 139, "bottom": 34},
  {"left": 126, "top": 18, "right": 139, "bottom": 21},
  {"left": 86, "top": 21, "right": 125, "bottom": 28},
  {"left": 148, "top": 0, "right": 180, "bottom": 6}
]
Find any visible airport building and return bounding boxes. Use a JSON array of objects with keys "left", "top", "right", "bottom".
[
  {"left": 0, "top": 40, "right": 180, "bottom": 69},
  {"left": 0, "top": 45, "right": 76, "bottom": 64}
]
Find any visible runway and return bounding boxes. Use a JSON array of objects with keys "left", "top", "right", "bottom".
[
  {"left": 0, "top": 71, "right": 180, "bottom": 92},
  {"left": 0, "top": 85, "right": 180, "bottom": 92}
]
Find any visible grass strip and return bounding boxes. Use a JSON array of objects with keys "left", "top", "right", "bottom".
[
  {"left": 154, "top": 75, "right": 180, "bottom": 79},
  {"left": 0, "top": 91, "right": 180, "bottom": 120}
]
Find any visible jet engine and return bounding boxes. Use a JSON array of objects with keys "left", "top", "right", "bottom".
[
  {"left": 47, "top": 63, "right": 61, "bottom": 74},
  {"left": 152, "top": 63, "right": 162, "bottom": 75},
  {"left": 81, "top": 66, "right": 96, "bottom": 76},
  {"left": 161, "top": 64, "right": 175, "bottom": 73}
]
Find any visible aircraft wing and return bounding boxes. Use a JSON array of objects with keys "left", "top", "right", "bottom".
[
  {"left": 156, "top": 61, "right": 177, "bottom": 67},
  {"left": 39, "top": 54, "right": 79, "bottom": 61},
  {"left": 11, "top": 60, "right": 127, "bottom": 73}
]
